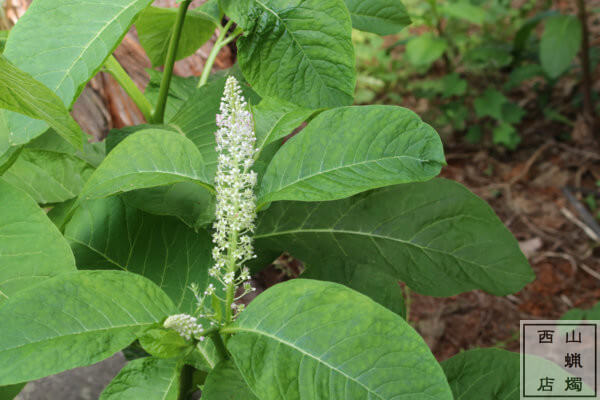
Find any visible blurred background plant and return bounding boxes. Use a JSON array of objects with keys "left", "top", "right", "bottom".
[{"left": 354, "top": 0, "right": 597, "bottom": 150}]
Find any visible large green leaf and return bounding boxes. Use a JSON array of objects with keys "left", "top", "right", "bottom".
[
  {"left": 252, "top": 97, "right": 318, "bottom": 155},
  {"left": 1, "top": 0, "right": 153, "bottom": 150},
  {"left": 202, "top": 360, "right": 259, "bottom": 400},
  {"left": 441, "top": 348, "right": 519, "bottom": 400},
  {"left": 100, "top": 358, "right": 181, "bottom": 400},
  {"left": 0, "top": 270, "right": 176, "bottom": 385},
  {"left": 220, "top": 0, "right": 356, "bottom": 109},
  {"left": 0, "top": 179, "right": 75, "bottom": 302},
  {"left": 0, "top": 56, "right": 82, "bottom": 150},
  {"left": 223, "top": 279, "right": 452, "bottom": 399},
  {"left": 258, "top": 105, "right": 445, "bottom": 205},
  {"left": 540, "top": 15, "right": 582, "bottom": 79},
  {"left": 3, "top": 148, "right": 94, "bottom": 204},
  {"left": 64, "top": 197, "right": 212, "bottom": 314},
  {"left": 78, "top": 129, "right": 213, "bottom": 201},
  {"left": 254, "top": 179, "right": 534, "bottom": 297},
  {"left": 344, "top": 0, "right": 411, "bottom": 35},
  {"left": 307, "top": 263, "right": 406, "bottom": 318},
  {"left": 136, "top": 6, "right": 216, "bottom": 67},
  {"left": 122, "top": 183, "right": 215, "bottom": 230}
]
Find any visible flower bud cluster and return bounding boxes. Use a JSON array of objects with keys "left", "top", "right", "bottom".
[{"left": 163, "top": 314, "right": 205, "bottom": 341}]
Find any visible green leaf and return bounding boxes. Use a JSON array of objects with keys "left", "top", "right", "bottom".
[
  {"left": 405, "top": 34, "right": 447, "bottom": 70},
  {"left": 221, "top": 0, "right": 356, "bottom": 109},
  {"left": 0, "top": 179, "right": 75, "bottom": 302},
  {"left": 441, "top": 348, "right": 519, "bottom": 400},
  {"left": 78, "top": 129, "right": 213, "bottom": 201},
  {"left": 0, "top": 56, "right": 82, "bottom": 150},
  {"left": 501, "top": 102, "right": 525, "bottom": 124},
  {"left": 474, "top": 88, "right": 508, "bottom": 121},
  {"left": 1, "top": 0, "right": 153, "bottom": 151},
  {"left": 493, "top": 123, "right": 520, "bottom": 150},
  {"left": 137, "top": 6, "right": 216, "bottom": 67},
  {"left": 513, "top": 10, "right": 558, "bottom": 56},
  {"left": 540, "top": 15, "right": 582, "bottom": 79},
  {"left": 0, "top": 30, "right": 8, "bottom": 53},
  {"left": 258, "top": 105, "right": 445, "bottom": 205},
  {"left": 0, "top": 270, "right": 176, "bottom": 385},
  {"left": 0, "top": 383, "right": 26, "bottom": 399},
  {"left": 198, "top": 0, "right": 223, "bottom": 24},
  {"left": 305, "top": 264, "right": 406, "bottom": 317},
  {"left": 100, "top": 358, "right": 181, "bottom": 400},
  {"left": 464, "top": 44, "right": 513, "bottom": 69},
  {"left": 344, "top": 0, "right": 411, "bottom": 35},
  {"left": 504, "top": 64, "right": 544, "bottom": 90},
  {"left": 252, "top": 97, "right": 318, "bottom": 154},
  {"left": 202, "top": 360, "right": 259, "bottom": 400},
  {"left": 223, "top": 279, "right": 453, "bottom": 399},
  {"left": 561, "top": 302, "right": 600, "bottom": 320},
  {"left": 254, "top": 179, "right": 534, "bottom": 297},
  {"left": 123, "top": 183, "right": 215, "bottom": 230},
  {"left": 106, "top": 123, "right": 179, "bottom": 154},
  {"left": 3, "top": 148, "right": 94, "bottom": 204},
  {"left": 139, "top": 328, "right": 193, "bottom": 359},
  {"left": 440, "top": 1, "right": 488, "bottom": 25},
  {"left": 64, "top": 197, "right": 212, "bottom": 314}
]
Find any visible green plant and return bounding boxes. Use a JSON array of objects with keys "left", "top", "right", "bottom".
[
  {"left": 355, "top": 0, "right": 593, "bottom": 149},
  {"left": 0, "top": 0, "right": 535, "bottom": 399}
]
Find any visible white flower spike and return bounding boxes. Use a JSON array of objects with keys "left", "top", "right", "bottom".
[{"left": 212, "top": 76, "right": 258, "bottom": 320}]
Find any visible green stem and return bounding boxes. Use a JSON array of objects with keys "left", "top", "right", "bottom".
[
  {"left": 209, "top": 331, "right": 230, "bottom": 361},
  {"left": 178, "top": 364, "right": 195, "bottom": 400},
  {"left": 104, "top": 55, "right": 154, "bottom": 122},
  {"left": 153, "top": 0, "right": 193, "bottom": 123},
  {"left": 197, "top": 20, "right": 236, "bottom": 88}
]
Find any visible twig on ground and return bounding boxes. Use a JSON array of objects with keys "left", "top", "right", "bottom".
[
  {"left": 535, "top": 251, "right": 578, "bottom": 273},
  {"left": 509, "top": 141, "right": 552, "bottom": 185},
  {"left": 580, "top": 263, "right": 600, "bottom": 281},
  {"left": 560, "top": 187, "right": 600, "bottom": 241}
]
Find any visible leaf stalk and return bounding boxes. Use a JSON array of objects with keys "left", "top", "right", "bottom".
[
  {"left": 197, "top": 20, "right": 237, "bottom": 88},
  {"left": 104, "top": 55, "right": 154, "bottom": 122},
  {"left": 153, "top": 0, "right": 193, "bottom": 123}
]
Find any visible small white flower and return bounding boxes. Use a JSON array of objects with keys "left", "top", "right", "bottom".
[{"left": 204, "top": 283, "right": 215, "bottom": 296}]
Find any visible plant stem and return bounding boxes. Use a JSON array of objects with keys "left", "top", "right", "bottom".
[
  {"left": 178, "top": 364, "right": 194, "bottom": 400},
  {"left": 153, "top": 0, "right": 192, "bottom": 123},
  {"left": 575, "top": 0, "right": 596, "bottom": 128},
  {"left": 104, "top": 55, "right": 154, "bottom": 122},
  {"left": 427, "top": 0, "right": 453, "bottom": 71},
  {"left": 197, "top": 20, "right": 235, "bottom": 88},
  {"left": 209, "top": 331, "right": 230, "bottom": 361}
]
